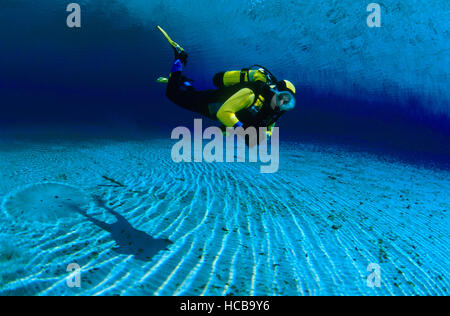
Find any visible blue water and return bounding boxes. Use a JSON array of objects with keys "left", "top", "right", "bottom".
[{"left": 0, "top": 0, "right": 449, "bottom": 296}]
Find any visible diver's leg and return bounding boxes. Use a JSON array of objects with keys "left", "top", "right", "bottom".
[
  {"left": 165, "top": 61, "right": 198, "bottom": 111},
  {"left": 165, "top": 58, "right": 218, "bottom": 120}
]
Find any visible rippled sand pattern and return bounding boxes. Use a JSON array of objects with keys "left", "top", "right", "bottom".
[{"left": 0, "top": 138, "right": 448, "bottom": 295}]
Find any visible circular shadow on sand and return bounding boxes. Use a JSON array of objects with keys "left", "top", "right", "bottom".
[
  {"left": 2, "top": 183, "right": 172, "bottom": 263},
  {"left": 2, "top": 182, "right": 89, "bottom": 223}
]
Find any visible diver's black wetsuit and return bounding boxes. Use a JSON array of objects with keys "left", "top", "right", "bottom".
[
  {"left": 165, "top": 68, "right": 278, "bottom": 147},
  {"left": 166, "top": 71, "right": 218, "bottom": 120}
]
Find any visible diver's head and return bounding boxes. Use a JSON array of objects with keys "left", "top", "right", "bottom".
[{"left": 270, "top": 80, "right": 296, "bottom": 112}]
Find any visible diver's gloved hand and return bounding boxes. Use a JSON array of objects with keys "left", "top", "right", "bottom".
[
  {"left": 219, "top": 122, "right": 246, "bottom": 136},
  {"left": 173, "top": 47, "right": 188, "bottom": 66}
]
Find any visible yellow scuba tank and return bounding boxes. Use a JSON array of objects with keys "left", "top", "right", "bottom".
[{"left": 213, "top": 67, "right": 269, "bottom": 88}]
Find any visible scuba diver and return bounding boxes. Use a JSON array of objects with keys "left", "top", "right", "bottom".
[{"left": 156, "top": 26, "right": 296, "bottom": 143}]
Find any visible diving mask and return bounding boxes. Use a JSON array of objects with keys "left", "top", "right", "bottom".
[{"left": 271, "top": 88, "right": 296, "bottom": 111}]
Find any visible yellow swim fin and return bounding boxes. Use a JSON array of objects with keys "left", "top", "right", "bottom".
[
  {"left": 156, "top": 77, "right": 169, "bottom": 84},
  {"left": 157, "top": 25, "right": 184, "bottom": 54}
]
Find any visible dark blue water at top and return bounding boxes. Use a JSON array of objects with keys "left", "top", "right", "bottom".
[{"left": 0, "top": 0, "right": 448, "bottom": 159}]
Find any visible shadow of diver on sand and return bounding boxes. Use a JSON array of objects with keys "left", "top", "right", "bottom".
[{"left": 72, "top": 196, "right": 173, "bottom": 262}]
